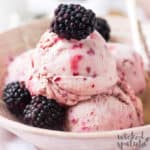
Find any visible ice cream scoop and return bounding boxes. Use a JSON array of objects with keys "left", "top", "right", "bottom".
[
  {"left": 6, "top": 31, "right": 118, "bottom": 106},
  {"left": 6, "top": 50, "right": 34, "bottom": 85},
  {"left": 108, "top": 43, "right": 146, "bottom": 95},
  {"left": 66, "top": 81, "right": 143, "bottom": 132}
]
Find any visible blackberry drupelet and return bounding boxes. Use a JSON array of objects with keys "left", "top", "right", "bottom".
[
  {"left": 51, "top": 4, "right": 96, "bottom": 40},
  {"left": 3, "top": 82, "right": 31, "bottom": 116},
  {"left": 23, "top": 95, "right": 66, "bottom": 130},
  {"left": 95, "top": 17, "right": 111, "bottom": 41}
]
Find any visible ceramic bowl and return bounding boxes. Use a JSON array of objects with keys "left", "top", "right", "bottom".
[{"left": 0, "top": 17, "right": 150, "bottom": 150}]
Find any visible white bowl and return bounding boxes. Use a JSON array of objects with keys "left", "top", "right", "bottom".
[
  {"left": 0, "top": 115, "right": 150, "bottom": 150},
  {"left": 0, "top": 17, "right": 150, "bottom": 150}
]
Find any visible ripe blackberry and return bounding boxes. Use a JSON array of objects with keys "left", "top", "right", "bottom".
[
  {"left": 95, "top": 17, "right": 111, "bottom": 41},
  {"left": 3, "top": 82, "right": 31, "bottom": 116},
  {"left": 24, "top": 96, "right": 66, "bottom": 130},
  {"left": 51, "top": 4, "right": 96, "bottom": 40}
]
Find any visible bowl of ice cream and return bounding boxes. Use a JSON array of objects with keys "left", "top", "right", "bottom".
[{"left": 0, "top": 4, "right": 150, "bottom": 150}]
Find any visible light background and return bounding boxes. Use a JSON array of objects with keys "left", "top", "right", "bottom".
[{"left": 0, "top": 0, "right": 147, "bottom": 31}]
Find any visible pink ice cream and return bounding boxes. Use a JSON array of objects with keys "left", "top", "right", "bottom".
[
  {"left": 67, "top": 81, "right": 143, "bottom": 132},
  {"left": 7, "top": 31, "right": 118, "bottom": 105},
  {"left": 108, "top": 43, "right": 146, "bottom": 95},
  {"left": 6, "top": 50, "right": 34, "bottom": 84},
  {"left": 6, "top": 30, "right": 143, "bottom": 132}
]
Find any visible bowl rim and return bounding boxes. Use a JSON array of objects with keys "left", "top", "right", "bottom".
[{"left": 0, "top": 116, "right": 149, "bottom": 139}]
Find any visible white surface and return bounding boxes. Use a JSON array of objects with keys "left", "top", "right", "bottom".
[
  {"left": 5, "top": 138, "right": 36, "bottom": 150},
  {"left": 0, "top": 128, "right": 35, "bottom": 150}
]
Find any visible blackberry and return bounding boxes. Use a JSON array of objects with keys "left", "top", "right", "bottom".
[
  {"left": 51, "top": 4, "right": 96, "bottom": 40},
  {"left": 23, "top": 96, "right": 66, "bottom": 130},
  {"left": 3, "top": 82, "right": 31, "bottom": 116},
  {"left": 95, "top": 17, "right": 111, "bottom": 41}
]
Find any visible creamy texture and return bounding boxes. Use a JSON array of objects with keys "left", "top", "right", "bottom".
[
  {"left": 7, "top": 31, "right": 118, "bottom": 105},
  {"left": 108, "top": 43, "right": 146, "bottom": 94},
  {"left": 6, "top": 50, "right": 34, "bottom": 84},
  {"left": 66, "top": 81, "right": 143, "bottom": 132}
]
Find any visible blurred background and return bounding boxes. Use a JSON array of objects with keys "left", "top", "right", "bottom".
[{"left": 0, "top": 0, "right": 149, "bottom": 31}]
